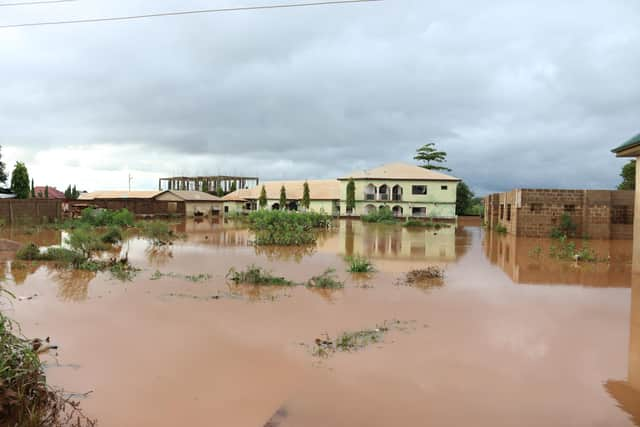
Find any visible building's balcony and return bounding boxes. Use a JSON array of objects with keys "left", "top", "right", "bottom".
[
  {"left": 379, "top": 194, "right": 390, "bottom": 201},
  {"left": 365, "top": 194, "right": 375, "bottom": 201}
]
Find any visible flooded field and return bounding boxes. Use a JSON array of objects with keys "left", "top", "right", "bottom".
[{"left": 2, "top": 218, "right": 640, "bottom": 426}]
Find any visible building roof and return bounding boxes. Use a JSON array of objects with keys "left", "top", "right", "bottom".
[
  {"left": 33, "top": 186, "right": 65, "bottom": 199},
  {"left": 224, "top": 180, "right": 340, "bottom": 201},
  {"left": 160, "top": 190, "right": 222, "bottom": 202},
  {"left": 338, "top": 162, "right": 460, "bottom": 181},
  {"left": 78, "top": 191, "right": 161, "bottom": 200},
  {"left": 611, "top": 133, "right": 640, "bottom": 157}
]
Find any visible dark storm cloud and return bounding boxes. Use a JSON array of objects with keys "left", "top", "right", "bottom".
[{"left": 0, "top": 0, "right": 638, "bottom": 192}]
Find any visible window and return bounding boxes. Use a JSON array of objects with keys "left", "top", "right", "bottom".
[
  {"left": 412, "top": 207, "right": 426, "bottom": 217},
  {"left": 530, "top": 203, "right": 543, "bottom": 213},
  {"left": 564, "top": 204, "right": 576, "bottom": 213},
  {"left": 506, "top": 204, "right": 511, "bottom": 221},
  {"left": 412, "top": 185, "right": 427, "bottom": 195},
  {"left": 612, "top": 205, "right": 633, "bottom": 225},
  {"left": 441, "top": 185, "right": 448, "bottom": 190},
  {"left": 499, "top": 204, "right": 504, "bottom": 220}
]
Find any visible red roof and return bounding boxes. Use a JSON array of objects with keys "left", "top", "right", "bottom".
[{"left": 33, "top": 186, "right": 65, "bottom": 199}]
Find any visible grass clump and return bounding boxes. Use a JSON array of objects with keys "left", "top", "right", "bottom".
[
  {"left": 395, "top": 267, "right": 445, "bottom": 290},
  {"left": 306, "top": 268, "right": 344, "bottom": 289},
  {"left": 247, "top": 210, "right": 332, "bottom": 246},
  {"left": 227, "top": 265, "right": 297, "bottom": 286},
  {"left": 495, "top": 223, "right": 508, "bottom": 234},
  {"left": 345, "top": 255, "right": 375, "bottom": 273},
  {"left": 361, "top": 207, "right": 397, "bottom": 224},
  {"left": 79, "top": 207, "right": 135, "bottom": 227},
  {"left": 184, "top": 273, "right": 212, "bottom": 283},
  {"left": 16, "top": 243, "right": 40, "bottom": 261},
  {"left": 0, "top": 308, "right": 95, "bottom": 426},
  {"left": 549, "top": 235, "right": 598, "bottom": 262},
  {"left": 311, "top": 320, "right": 406, "bottom": 358}
]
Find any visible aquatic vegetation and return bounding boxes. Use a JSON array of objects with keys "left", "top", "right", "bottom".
[
  {"left": 184, "top": 273, "right": 212, "bottom": 283},
  {"left": 495, "top": 223, "right": 508, "bottom": 234},
  {"left": 403, "top": 219, "right": 450, "bottom": 229},
  {"left": 15, "top": 243, "right": 40, "bottom": 261},
  {"left": 549, "top": 235, "right": 599, "bottom": 262},
  {"left": 79, "top": 207, "right": 135, "bottom": 228},
  {"left": 150, "top": 270, "right": 211, "bottom": 283},
  {"left": 0, "top": 300, "right": 95, "bottom": 426},
  {"left": 395, "top": 267, "right": 445, "bottom": 290},
  {"left": 100, "top": 226, "right": 124, "bottom": 244},
  {"left": 361, "top": 207, "right": 397, "bottom": 224},
  {"left": 550, "top": 213, "right": 577, "bottom": 238},
  {"left": 528, "top": 245, "right": 543, "bottom": 259},
  {"left": 306, "top": 268, "right": 344, "bottom": 289},
  {"left": 310, "top": 320, "right": 408, "bottom": 358},
  {"left": 345, "top": 255, "right": 375, "bottom": 273},
  {"left": 66, "top": 226, "right": 109, "bottom": 258},
  {"left": 138, "top": 220, "right": 177, "bottom": 246},
  {"left": 226, "top": 265, "right": 297, "bottom": 286},
  {"left": 247, "top": 210, "right": 332, "bottom": 246}
]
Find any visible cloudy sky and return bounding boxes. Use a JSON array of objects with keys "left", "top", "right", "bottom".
[{"left": 0, "top": 0, "right": 638, "bottom": 195}]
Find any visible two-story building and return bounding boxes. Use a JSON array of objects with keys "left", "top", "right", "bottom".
[
  {"left": 223, "top": 162, "right": 460, "bottom": 220},
  {"left": 338, "top": 162, "right": 460, "bottom": 219}
]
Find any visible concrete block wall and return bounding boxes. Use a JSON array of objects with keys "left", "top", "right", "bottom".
[{"left": 484, "top": 189, "right": 634, "bottom": 239}]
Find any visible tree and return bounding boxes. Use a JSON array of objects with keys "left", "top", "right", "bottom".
[
  {"left": 72, "top": 185, "right": 79, "bottom": 199},
  {"left": 279, "top": 185, "right": 287, "bottom": 210},
  {"left": 202, "top": 180, "right": 209, "bottom": 193},
  {"left": 229, "top": 181, "right": 237, "bottom": 193},
  {"left": 0, "top": 146, "right": 7, "bottom": 185},
  {"left": 31, "top": 179, "right": 35, "bottom": 198},
  {"left": 11, "top": 162, "right": 30, "bottom": 199},
  {"left": 302, "top": 181, "right": 311, "bottom": 210},
  {"left": 346, "top": 178, "right": 356, "bottom": 214},
  {"left": 216, "top": 186, "right": 224, "bottom": 197},
  {"left": 456, "top": 181, "right": 474, "bottom": 216},
  {"left": 414, "top": 143, "right": 451, "bottom": 172},
  {"left": 259, "top": 185, "right": 267, "bottom": 209},
  {"left": 44, "top": 186, "right": 49, "bottom": 199},
  {"left": 64, "top": 185, "right": 71, "bottom": 199},
  {"left": 618, "top": 160, "right": 635, "bottom": 190}
]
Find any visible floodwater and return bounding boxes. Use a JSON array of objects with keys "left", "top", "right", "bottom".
[{"left": 2, "top": 218, "right": 640, "bottom": 426}]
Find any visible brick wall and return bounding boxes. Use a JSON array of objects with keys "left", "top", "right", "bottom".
[
  {"left": 484, "top": 189, "right": 634, "bottom": 239},
  {"left": 74, "top": 199, "right": 186, "bottom": 216},
  {"left": 0, "top": 199, "right": 62, "bottom": 224}
]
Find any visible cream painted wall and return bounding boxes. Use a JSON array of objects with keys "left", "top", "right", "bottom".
[{"left": 185, "top": 202, "right": 222, "bottom": 217}]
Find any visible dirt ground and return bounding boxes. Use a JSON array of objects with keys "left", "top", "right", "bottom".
[{"left": 1, "top": 218, "right": 639, "bottom": 426}]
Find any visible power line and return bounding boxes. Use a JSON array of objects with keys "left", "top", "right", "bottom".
[
  {"left": 0, "top": 0, "right": 77, "bottom": 7},
  {"left": 0, "top": 0, "right": 383, "bottom": 29}
]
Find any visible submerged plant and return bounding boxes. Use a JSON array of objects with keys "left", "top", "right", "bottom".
[
  {"left": 226, "top": 265, "right": 297, "bottom": 286},
  {"left": 361, "top": 207, "right": 397, "bottom": 224},
  {"left": 345, "top": 255, "right": 375, "bottom": 273},
  {"left": 247, "top": 210, "right": 332, "bottom": 246},
  {"left": 306, "top": 268, "right": 344, "bottom": 289}
]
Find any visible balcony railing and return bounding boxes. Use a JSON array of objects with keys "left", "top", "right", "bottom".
[
  {"left": 379, "top": 194, "right": 389, "bottom": 201},
  {"left": 392, "top": 195, "right": 402, "bottom": 201},
  {"left": 365, "top": 194, "right": 375, "bottom": 201}
]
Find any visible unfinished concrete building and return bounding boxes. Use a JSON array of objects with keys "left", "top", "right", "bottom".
[
  {"left": 484, "top": 189, "right": 634, "bottom": 239},
  {"left": 158, "top": 176, "right": 259, "bottom": 194}
]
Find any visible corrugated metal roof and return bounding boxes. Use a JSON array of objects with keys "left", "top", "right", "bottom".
[
  {"left": 161, "top": 190, "right": 222, "bottom": 202},
  {"left": 611, "top": 133, "right": 640, "bottom": 154},
  {"left": 224, "top": 180, "right": 340, "bottom": 201},
  {"left": 339, "top": 162, "right": 460, "bottom": 181},
  {"left": 78, "top": 191, "right": 161, "bottom": 200}
]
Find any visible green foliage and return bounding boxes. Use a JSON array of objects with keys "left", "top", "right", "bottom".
[
  {"left": 403, "top": 219, "right": 449, "bottom": 229},
  {"left": 466, "top": 197, "right": 485, "bottom": 216},
  {"left": 247, "top": 210, "right": 332, "bottom": 246},
  {"left": 216, "top": 186, "right": 224, "bottom": 197},
  {"left": 618, "top": 159, "right": 635, "bottom": 190},
  {"left": 226, "top": 265, "right": 296, "bottom": 286},
  {"left": 100, "top": 226, "right": 124, "bottom": 244},
  {"left": 414, "top": 142, "right": 451, "bottom": 172},
  {"left": 302, "top": 181, "right": 311, "bottom": 210},
  {"left": 10, "top": 161, "right": 30, "bottom": 199},
  {"left": 16, "top": 243, "right": 40, "bottom": 260},
  {"left": 549, "top": 235, "right": 598, "bottom": 262},
  {"left": 44, "top": 186, "right": 49, "bottom": 199},
  {"left": 456, "top": 181, "right": 474, "bottom": 216},
  {"left": 0, "top": 146, "right": 7, "bottom": 184},
  {"left": 139, "top": 220, "right": 176, "bottom": 246},
  {"left": 306, "top": 268, "right": 344, "bottom": 289},
  {"left": 202, "top": 180, "right": 209, "bottom": 193},
  {"left": 30, "top": 179, "right": 35, "bottom": 199},
  {"left": 346, "top": 178, "right": 356, "bottom": 213},
  {"left": 259, "top": 185, "right": 267, "bottom": 208},
  {"left": 279, "top": 185, "right": 287, "bottom": 210},
  {"left": 495, "top": 223, "right": 508, "bottom": 234},
  {"left": 64, "top": 185, "right": 80, "bottom": 200},
  {"left": 79, "top": 207, "right": 135, "bottom": 227},
  {"left": 345, "top": 255, "right": 375, "bottom": 273},
  {"left": 229, "top": 181, "right": 237, "bottom": 193},
  {"left": 550, "top": 213, "right": 577, "bottom": 238},
  {"left": 361, "top": 207, "right": 397, "bottom": 224},
  {"left": 66, "top": 226, "right": 109, "bottom": 258},
  {"left": 528, "top": 245, "right": 543, "bottom": 259}
]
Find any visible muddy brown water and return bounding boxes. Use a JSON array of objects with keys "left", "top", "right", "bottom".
[{"left": 2, "top": 218, "right": 640, "bottom": 426}]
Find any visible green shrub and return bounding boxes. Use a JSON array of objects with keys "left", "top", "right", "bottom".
[
  {"left": 139, "top": 221, "right": 176, "bottom": 246},
  {"left": 226, "top": 265, "right": 296, "bottom": 286},
  {"left": 79, "top": 207, "right": 135, "bottom": 227},
  {"left": 66, "top": 226, "right": 109, "bottom": 258},
  {"left": 41, "top": 247, "right": 85, "bottom": 265},
  {"left": 549, "top": 235, "right": 598, "bottom": 262},
  {"left": 403, "top": 219, "right": 449, "bottom": 229},
  {"left": 345, "top": 255, "right": 375, "bottom": 273},
  {"left": 100, "top": 226, "right": 123, "bottom": 244},
  {"left": 16, "top": 243, "right": 40, "bottom": 260},
  {"left": 361, "top": 207, "right": 397, "bottom": 224},
  {"left": 495, "top": 223, "right": 508, "bottom": 234},
  {"left": 247, "top": 210, "right": 332, "bottom": 246},
  {"left": 550, "top": 213, "right": 577, "bottom": 238},
  {"left": 306, "top": 268, "right": 344, "bottom": 289}
]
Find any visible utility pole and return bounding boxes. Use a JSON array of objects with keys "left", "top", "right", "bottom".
[{"left": 128, "top": 173, "right": 133, "bottom": 192}]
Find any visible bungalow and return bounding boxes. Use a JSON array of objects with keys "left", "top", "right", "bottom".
[{"left": 223, "top": 162, "right": 460, "bottom": 220}]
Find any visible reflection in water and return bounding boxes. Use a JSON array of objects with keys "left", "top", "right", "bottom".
[
  {"left": 145, "top": 246, "right": 174, "bottom": 267},
  {"left": 50, "top": 268, "right": 97, "bottom": 301},
  {"left": 605, "top": 278, "right": 640, "bottom": 426},
  {"left": 483, "top": 231, "right": 632, "bottom": 287},
  {"left": 226, "top": 283, "right": 294, "bottom": 302},
  {"left": 320, "top": 220, "right": 471, "bottom": 261},
  {"left": 10, "top": 261, "right": 41, "bottom": 285},
  {"left": 254, "top": 245, "right": 317, "bottom": 263},
  {"left": 0, "top": 228, "right": 62, "bottom": 247}
]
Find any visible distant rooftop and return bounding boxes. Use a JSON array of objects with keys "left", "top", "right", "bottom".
[
  {"left": 339, "top": 162, "right": 460, "bottom": 181},
  {"left": 224, "top": 180, "right": 340, "bottom": 201},
  {"left": 611, "top": 133, "right": 640, "bottom": 157},
  {"left": 78, "top": 191, "right": 160, "bottom": 200}
]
